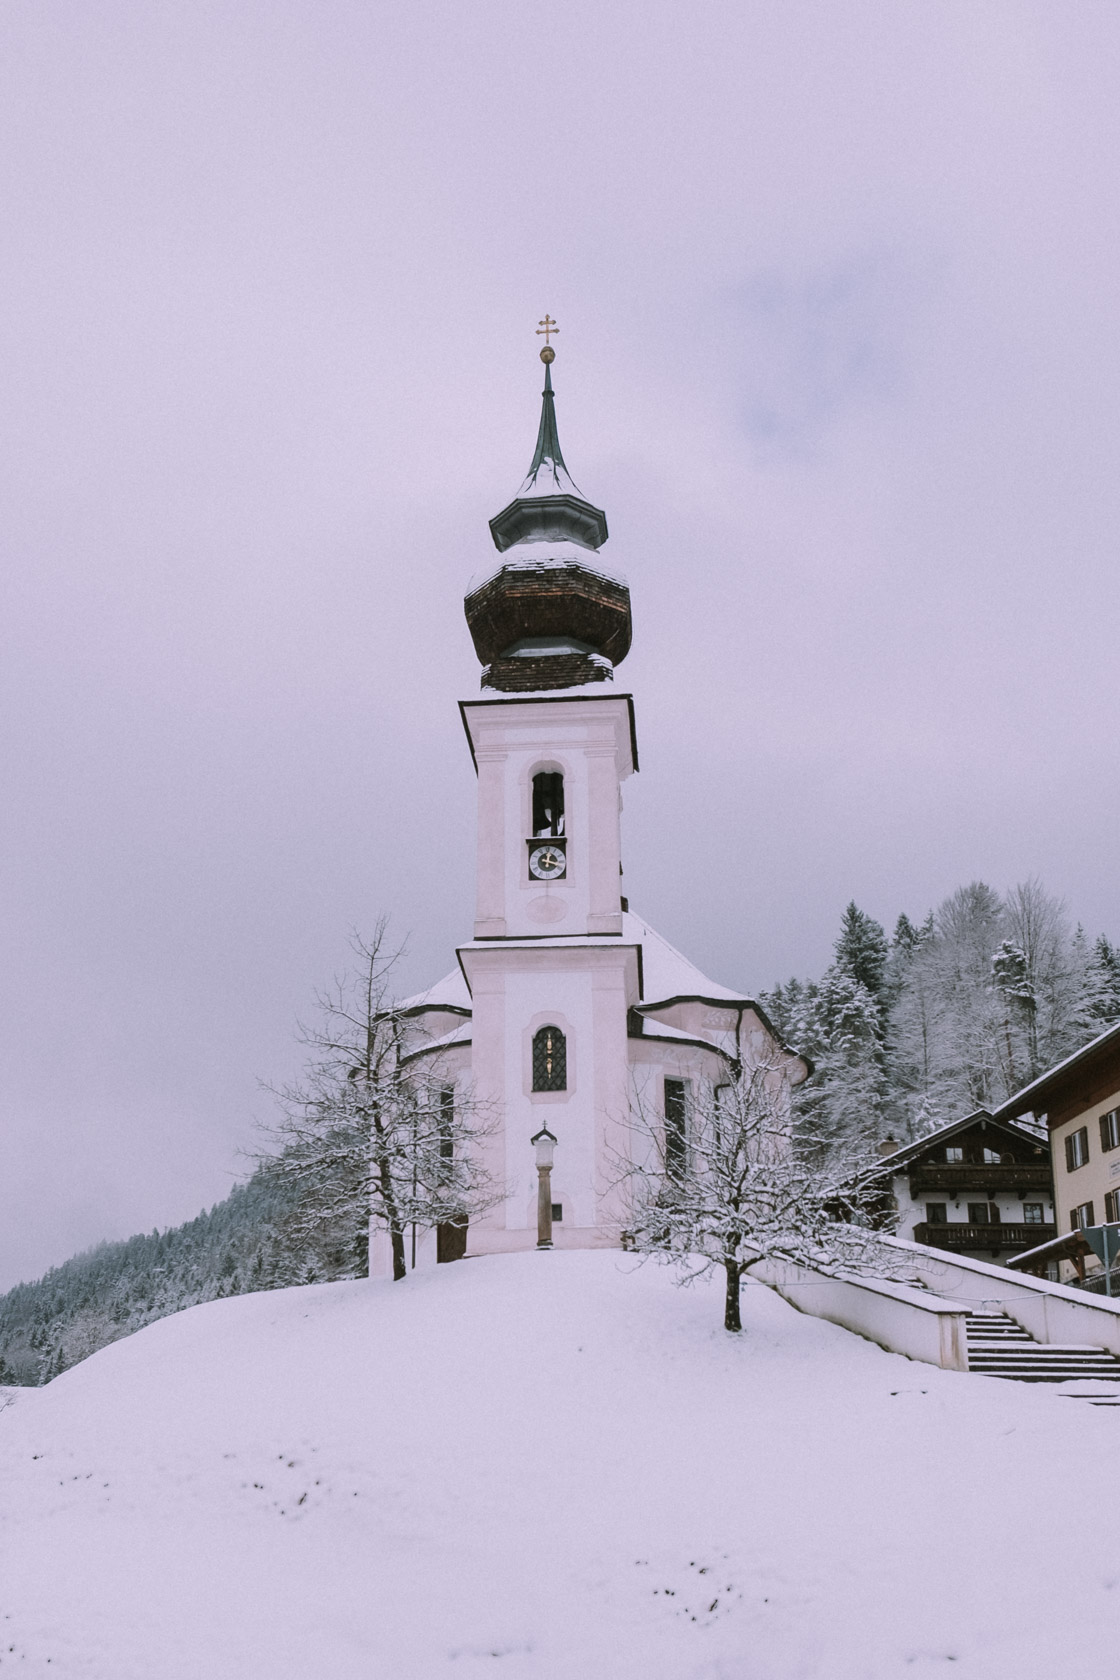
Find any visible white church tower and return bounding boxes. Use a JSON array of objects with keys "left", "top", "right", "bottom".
[{"left": 375, "top": 327, "right": 808, "bottom": 1275}]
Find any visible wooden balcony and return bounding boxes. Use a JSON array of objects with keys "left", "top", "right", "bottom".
[
  {"left": 908, "top": 1164, "right": 1052, "bottom": 1196},
  {"left": 913, "top": 1221, "right": 1056, "bottom": 1253}
]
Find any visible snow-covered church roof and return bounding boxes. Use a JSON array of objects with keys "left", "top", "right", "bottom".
[
  {"left": 404, "top": 913, "right": 760, "bottom": 1019},
  {"left": 624, "top": 911, "right": 755, "bottom": 1011},
  {"left": 399, "top": 968, "right": 472, "bottom": 1016}
]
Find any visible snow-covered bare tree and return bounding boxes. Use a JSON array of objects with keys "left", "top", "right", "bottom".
[
  {"left": 260, "top": 925, "right": 500, "bottom": 1283},
  {"left": 620, "top": 1055, "right": 884, "bottom": 1333}
]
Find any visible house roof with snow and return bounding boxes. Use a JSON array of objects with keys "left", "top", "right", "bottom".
[
  {"left": 859, "top": 1109, "right": 1049, "bottom": 1183},
  {"left": 991, "top": 1018, "right": 1120, "bottom": 1131}
]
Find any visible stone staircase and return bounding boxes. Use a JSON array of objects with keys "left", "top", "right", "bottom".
[{"left": 965, "top": 1311, "right": 1120, "bottom": 1404}]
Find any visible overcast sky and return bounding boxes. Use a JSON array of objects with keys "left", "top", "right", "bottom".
[{"left": 2, "top": 1, "right": 1119, "bottom": 1289}]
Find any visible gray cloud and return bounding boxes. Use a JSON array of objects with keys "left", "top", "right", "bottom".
[{"left": 1, "top": 0, "right": 1119, "bottom": 1287}]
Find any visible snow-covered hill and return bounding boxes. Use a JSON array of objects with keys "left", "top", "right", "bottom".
[{"left": 2, "top": 1251, "right": 1118, "bottom": 1679}]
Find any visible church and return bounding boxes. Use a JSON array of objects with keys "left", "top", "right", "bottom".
[{"left": 371, "top": 328, "right": 810, "bottom": 1276}]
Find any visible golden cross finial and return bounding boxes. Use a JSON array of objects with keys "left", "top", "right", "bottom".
[{"left": 536, "top": 314, "right": 559, "bottom": 345}]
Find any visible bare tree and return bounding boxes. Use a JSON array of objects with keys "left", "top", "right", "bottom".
[
  {"left": 620, "top": 1054, "right": 885, "bottom": 1333},
  {"left": 260, "top": 923, "right": 499, "bottom": 1282}
]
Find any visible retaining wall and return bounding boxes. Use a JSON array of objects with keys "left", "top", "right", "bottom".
[
  {"left": 879, "top": 1234, "right": 1120, "bottom": 1356},
  {"left": 749, "top": 1252, "right": 970, "bottom": 1371}
]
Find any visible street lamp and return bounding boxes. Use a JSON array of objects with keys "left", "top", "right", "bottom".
[{"left": 531, "top": 1125, "right": 558, "bottom": 1249}]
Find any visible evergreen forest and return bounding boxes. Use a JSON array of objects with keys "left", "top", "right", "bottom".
[{"left": 761, "top": 877, "right": 1120, "bottom": 1161}]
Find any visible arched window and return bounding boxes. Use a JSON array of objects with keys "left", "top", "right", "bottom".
[
  {"left": 532, "top": 1025, "right": 567, "bottom": 1091},
  {"left": 532, "top": 771, "right": 565, "bottom": 837}
]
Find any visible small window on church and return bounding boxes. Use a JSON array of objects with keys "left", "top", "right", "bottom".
[
  {"left": 664, "top": 1078, "right": 688, "bottom": 1180},
  {"left": 532, "top": 772, "right": 565, "bottom": 837},
  {"left": 532, "top": 1025, "right": 567, "bottom": 1091},
  {"left": 439, "top": 1085, "right": 454, "bottom": 1165}
]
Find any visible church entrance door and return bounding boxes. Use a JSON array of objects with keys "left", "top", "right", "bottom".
[{"left": 437, "top": 1221, "right": 468, "bottom": 1263}]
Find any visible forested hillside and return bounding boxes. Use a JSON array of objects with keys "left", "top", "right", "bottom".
[
  {"left": 762, "top": 878, "right": 1120, "bottom": 1161},
  {"left": 0, "top": 1168, "right": 366, "bottom": 1386}
]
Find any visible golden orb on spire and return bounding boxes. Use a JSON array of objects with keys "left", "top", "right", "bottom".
[{"left": 536, "top": 314, "right": 558, "bottom": 362}]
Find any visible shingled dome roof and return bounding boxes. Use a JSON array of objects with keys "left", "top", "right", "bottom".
[{"left": 466, "top": 349, "right": 631, "bottom": 694}]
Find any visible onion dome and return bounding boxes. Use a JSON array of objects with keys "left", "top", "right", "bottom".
[{"left": 465, "top": 330, "right": 632, "bottom": 694}]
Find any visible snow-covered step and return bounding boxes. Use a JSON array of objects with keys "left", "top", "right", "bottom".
[{"left": 964, "top": 1310, "right": 1120, "bottom": 1389}]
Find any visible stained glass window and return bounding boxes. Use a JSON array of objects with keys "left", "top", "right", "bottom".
[{"left": 532, "top": 1025, "right": 567, "bottom": 1091}]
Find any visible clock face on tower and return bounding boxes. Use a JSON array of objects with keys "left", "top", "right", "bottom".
[{"left": 528, "top": 843, "right": 567, "bottom": 881}]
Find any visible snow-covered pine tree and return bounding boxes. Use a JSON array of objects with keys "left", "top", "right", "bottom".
[
  {"left": 768, "top": 880, "right": 1119, "bottom": 1149},
  {"left": 771, "top": 903, "right": 889, "bottom": 1166},
  {"left": 1085, "top": 934, "right": 1120, "bottom": 1028},
  {"left": 793, "top": 967, "right": 886, "bottom": 1163},
  {"left": 833, "top": 902, "right": 889, "bottom": 1000}
]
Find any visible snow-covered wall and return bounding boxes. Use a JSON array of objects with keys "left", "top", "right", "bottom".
[
  {"left": 751, "top": 1254, "right": 969, "bottom": 1371},
  {"left": 882, "top": 1234, "right": 1120, "bottom": 1356}
]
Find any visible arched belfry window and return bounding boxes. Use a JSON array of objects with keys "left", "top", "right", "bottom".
[
  {"left": 532, "top": 771, "right": 565, "bottom": 837},
  {"left": 532, "top": 1025, "right": 567, "bottom": 1091}
]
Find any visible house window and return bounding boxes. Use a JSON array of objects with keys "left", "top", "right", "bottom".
[
  {"left": 664, "top": 1078, "right": 688, "bottom": 1181},
  {"left": 1065, "top": 1128, "right": 1090, "bottom": 1172},
  {"left": 1023, "top": 1203, "right": 1045, "bottom": 1224},
  {"left": 982, "top": 1148, "right": 1002, "bottom": 1165},
  {"left": 532, "top": 1025, "right": 567, "bottom": 1091},
  {"left": 968, "top": 1202, "right": 999, "bottom": 1225},
  {"left": 945, "top": 1147, "right": 964, "bottom": 1163},
  {"left": 532, "top": 772, "right": 565, "bottom": 837},
  {"left": 1071, "top": 1201, "right": 1094, "bottom": 1231},
  {"left": 1100, "top": 1110, "right": 1120, "bottom": 1153},
  {"left": 925, "top": 1203, "right": 948, "bottom": 1224},
  {"left": 1105, "top": 1191, "right": 1120, "bottom": 1224}
]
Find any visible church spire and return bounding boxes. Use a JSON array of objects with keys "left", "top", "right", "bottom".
[
  {"left": 466, "top": 322, "right": 630, "bottom": 694},
  {"left": 488, "top": 327, "right": 608, "bottom": 553},
  {"left": 517, "top": 359, "right": 581, "bottom": 499}
]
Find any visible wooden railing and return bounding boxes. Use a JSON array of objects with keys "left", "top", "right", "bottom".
[
  {"left": 909, "top": 1164, "right": 1052, "bottom": 1195},
  {"left": 912, "top": 1221, "right": 1056, "bottom": 1251}
]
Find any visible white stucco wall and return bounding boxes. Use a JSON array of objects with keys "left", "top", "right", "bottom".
[
  {"left": 891, "top": 1172, "right": 1053, "bottom": 1238},
  {"left": 461, "top": 694, "right": 634, "bottom": 941}
]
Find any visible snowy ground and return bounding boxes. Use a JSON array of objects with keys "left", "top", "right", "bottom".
[{"left": 2, "top": 1252, "right": 1119, "bottom": 1679}]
